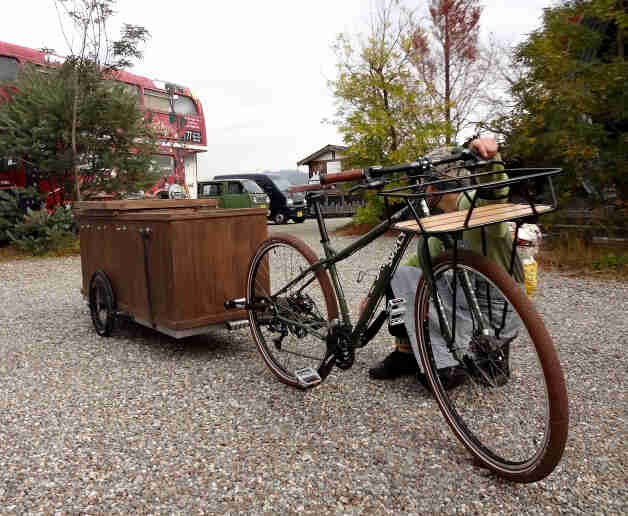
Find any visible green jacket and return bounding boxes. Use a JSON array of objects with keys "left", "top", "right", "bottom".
[{"left": 407, "top": 149, "right": 523, "bottom": 282}]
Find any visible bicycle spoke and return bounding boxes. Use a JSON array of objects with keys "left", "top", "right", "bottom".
[
  {"left": 416, "top": 251, "right": 566, "bottom": 481},
  {"left": 247, "top": 238, "right": 334, "bottom": 385}
]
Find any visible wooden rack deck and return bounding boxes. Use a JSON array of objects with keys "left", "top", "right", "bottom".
[{"left": 394, "top": 203, "right": 552, "bottom": 234}]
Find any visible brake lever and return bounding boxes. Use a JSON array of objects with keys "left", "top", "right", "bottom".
[
  {"left": 348, "top": 179, "right": 386, "bottom": 194},
  {"left": 464, "top": 159, "right": 491, "bottom": 169},
  {"left": 448, "top": 147, "right": 492, "bottom": 170},
  {"left": 347, "top": 183, "right": 364, "bottom": 194},
  {"left": 366, "top": 180, "right": 386, "bottom": 189}
]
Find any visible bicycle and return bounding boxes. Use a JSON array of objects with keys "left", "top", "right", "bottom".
[{"left": 227, "top": 148, "right": 569, "bottom": 483}]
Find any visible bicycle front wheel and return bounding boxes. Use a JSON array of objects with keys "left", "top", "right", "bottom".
[
  {"left": 247, "top": 234, "right": 339, "bottom": 388},
  {"left": 414, "top": 250, "right": 568, "bottom": 483}
]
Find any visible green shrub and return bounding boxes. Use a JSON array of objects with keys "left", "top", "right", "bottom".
[
  {"left": 592, "top": 252, "right": 628, "bottom": 270},
  {"left": 7, "top": 205, "right": 77, "bottom": 256},
  {"left": 354, "top": 198, "right": 384, "bottom": 227},
  {"left": 0, "top": 188, "right": 43, "bottom": 244}
]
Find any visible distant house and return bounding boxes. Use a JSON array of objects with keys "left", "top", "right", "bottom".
[{"left": 297, "top": 144, "right": 347, "bottom": 182}]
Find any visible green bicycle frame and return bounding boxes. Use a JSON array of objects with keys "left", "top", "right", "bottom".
[
  {"left": 310, "top": 199, "right": 415, "bottom": 348},
  {"left": 268, "top": 192, "right": 492, "bottom": 351}
]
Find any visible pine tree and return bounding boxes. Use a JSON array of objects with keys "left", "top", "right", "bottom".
[
  {"left": 0, "top": 0, "right": 157, "bottom": 202},
  {"left": 0, "top": 63, "right": 159, "bottom": 201}
]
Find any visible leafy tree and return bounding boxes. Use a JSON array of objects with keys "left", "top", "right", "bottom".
[
  {"left": 489, "top": 0, "right": 627, "bottom": 204},
  {"left": 0, "top": 0, "right": 157, "bottom": 201},
  {"left": 330, "top": 0, "right": 447, "bottom": 169},
  {"left": 410, "top": 0, "right": 491, "bottom": 143}
]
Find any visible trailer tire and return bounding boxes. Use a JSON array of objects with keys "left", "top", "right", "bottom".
[{"left": 89, "top": 270, "right": 117, "bottom": 337}]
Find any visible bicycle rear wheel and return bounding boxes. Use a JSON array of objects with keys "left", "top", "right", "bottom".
[
  {"left": 414, "top": 250, "right": 568, "bottom": 483},
  {"left": 247, "top": 234, "right": 339, "bottom": 388}
]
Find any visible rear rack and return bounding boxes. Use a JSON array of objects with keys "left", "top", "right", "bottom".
[{"left": 380, "top": 168, "right": 562, "bottom": 235}]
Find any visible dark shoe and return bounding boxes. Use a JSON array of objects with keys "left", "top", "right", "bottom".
[
  {"left": 437, "top": 366, "right": 467, "bottom": 390},
  {"left": 369, "top": 350, "right": 418, "bottom": 380},
  {"left": 417, "top": 366, "right": 467, "bottom": 391}
]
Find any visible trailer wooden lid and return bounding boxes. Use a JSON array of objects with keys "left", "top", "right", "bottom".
[
  {"left": 74, "top": 199, "right": 217, "bottom": 212},
  {"left": 74, "top": 199, "right": 268, "bottom": 221}
]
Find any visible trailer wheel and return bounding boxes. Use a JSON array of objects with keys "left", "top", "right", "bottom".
[
  {"left": 89, "top": 270, "right": 117, "bottom": 337},
  {"left": 273, "top": 212, "right": 287, "bottom": 225}
]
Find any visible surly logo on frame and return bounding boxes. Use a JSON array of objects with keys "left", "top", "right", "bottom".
[{"left": 365, "top": 233, "right": 407, "bottom": 300}]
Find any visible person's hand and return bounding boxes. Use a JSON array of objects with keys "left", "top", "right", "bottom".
[{"left": 470, "top": 137, "right": 498, "bottom": 159}]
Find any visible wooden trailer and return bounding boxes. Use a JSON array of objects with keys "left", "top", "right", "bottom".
[{"left": 74, "top": 200, "right": 268, "bottom": 338}]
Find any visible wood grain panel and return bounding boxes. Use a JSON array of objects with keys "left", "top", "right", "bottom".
[
  {"left": 77, "top": 202, "right": 268, "bottom": 333},
  {"left": 75, "top": 199, "right": 217, "bottom": 212},
  {"left": 394, "top": 203, "right": 552, "bottom": 234}
]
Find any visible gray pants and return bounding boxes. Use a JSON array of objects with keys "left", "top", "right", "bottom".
[{"left": 390, "top": 264, "right": 520, "bottom": 372}]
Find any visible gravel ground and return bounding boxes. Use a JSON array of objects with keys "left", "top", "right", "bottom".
[{"left": 0, "top": 217, "right": 626, "bottom": 514}]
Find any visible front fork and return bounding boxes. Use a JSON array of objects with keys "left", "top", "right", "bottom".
[{"left": 420, "top": 232, "right": 491, "bottom": 355}]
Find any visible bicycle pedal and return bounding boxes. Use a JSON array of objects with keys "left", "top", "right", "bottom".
[
  {"left": 387, "top": 297, "right": 406, "bottom": 326},
  {"left": 295, "top": 367, "right": 321, "bottom": 388}
]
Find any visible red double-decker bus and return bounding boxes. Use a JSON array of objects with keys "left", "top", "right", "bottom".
[{"left": 0, "top": 40, "right": 208, "bottom": 203}]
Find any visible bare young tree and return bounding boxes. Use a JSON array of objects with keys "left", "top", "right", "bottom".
[
  {"left": 330, "top": 0, "right": 446, "bottom": 167},
  {"left": 53, "top": 0, "right": 149, "bottom": 200},
  {"left": 410, "top": 0, "right": 493, "bottom": 143}
]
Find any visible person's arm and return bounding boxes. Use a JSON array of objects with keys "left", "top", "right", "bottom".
[
  {"left": 432, "top": 137, "right": 500, "bottom": 213},
  {"left": 469, "top": 137, "right": 498, "bottom": 160}
]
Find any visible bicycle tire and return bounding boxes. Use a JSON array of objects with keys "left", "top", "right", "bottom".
[
  {"left": 413, "top": 250, "right": 568, "bottom": 483},
  {"left": 247, "top": 233, "right": 339, "bottom": 388}
]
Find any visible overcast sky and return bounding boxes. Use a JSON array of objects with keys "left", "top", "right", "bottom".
[{"left": 2, "top": 1, "right": 557, "bottom": 178}]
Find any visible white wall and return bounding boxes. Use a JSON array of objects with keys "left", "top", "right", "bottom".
[{"left": 184, "top": 154, "right": 198, "bottom": 199}]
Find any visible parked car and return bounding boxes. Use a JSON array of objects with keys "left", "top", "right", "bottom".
[
  {"left": 197, "top": 179, "right": 269, "bottom": 211},
  {"left": 212, "top": 173, "right": 306, "bottom": 224}
]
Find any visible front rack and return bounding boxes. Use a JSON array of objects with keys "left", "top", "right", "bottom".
[{"left": 379, "top": 168, "right": 563, "bottom": 235}]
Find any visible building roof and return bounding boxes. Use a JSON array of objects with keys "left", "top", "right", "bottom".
[{"left": 297, "top": 144, "right": 347, "bottom": 166}]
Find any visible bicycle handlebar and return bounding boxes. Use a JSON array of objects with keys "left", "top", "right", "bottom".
[
  {"left": 319, "top": 148, "right": 481, "bottom": 185},
  {"left": 319, "top": 168, "right": 363, "bottom": 185}
]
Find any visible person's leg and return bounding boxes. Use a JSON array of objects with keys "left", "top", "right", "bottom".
[
  {"left": 368, "top": 336, "right": 418, "bottom": 379},
  {"left": 368, "top": 236, "right": 441, "bottom": 380}
]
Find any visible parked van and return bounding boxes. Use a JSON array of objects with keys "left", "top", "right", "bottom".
[
  {"left": 212, "top": 173, "right": 306, "bottom": 224},
  {"left": 197, "top": 179, "right": 269, "bottom": 211}
]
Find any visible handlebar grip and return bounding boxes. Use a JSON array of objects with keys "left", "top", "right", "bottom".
[{"left": 320, "top": 169, "right": 363, "bottom": 185}]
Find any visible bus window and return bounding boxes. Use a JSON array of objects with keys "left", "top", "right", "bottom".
[
  {"left": 174, "top": 95, "right": 198, "bottom": 116},
  {"left": 150, "top": 154, "right": 175, "bottom": 175},
  {"left": 0, "top": 56, "right": 19, "bottom": 82},
  {"left": 144, "top": 89, "right": 170, "bottom": 112},
  {"left": 104, "top": 81, "right": 140, "bottom": 103},
  {"left": 120, "top": 83, "right": 139, "bottom": 96}
]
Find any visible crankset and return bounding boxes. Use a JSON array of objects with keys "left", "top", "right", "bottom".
[{"left": 327, "top": 324, "right": 354, "bottom": 370}]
